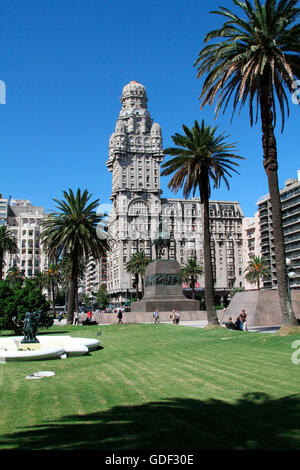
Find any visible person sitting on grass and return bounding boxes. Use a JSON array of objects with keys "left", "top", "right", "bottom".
[{"left": 225, "top": 317, "right": 235, "bottom": 330}]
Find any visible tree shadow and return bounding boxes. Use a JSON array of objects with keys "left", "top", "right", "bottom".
[{"left": 2, "top": 392, "right": 300, "bottom": 450}]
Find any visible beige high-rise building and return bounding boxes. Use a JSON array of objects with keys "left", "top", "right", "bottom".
[
  {"left": 242, "top": 212, "right": 261, "bottom": 290},
  {"left": 3, "top": 199, "right": 48, "bottom": 278},
  {"left": 105, "top": 81, "right": 244, "bottom": 304},
  {"left": 257, "top": 171, "right": 300, "bottom": 289},
  {"left": 83, "top": 255, "right": 108, "bottom": 300}
]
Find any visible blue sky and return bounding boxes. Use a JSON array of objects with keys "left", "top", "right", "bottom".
[{"left": 1, "top": 0, "right": 299, "bottom": 217}]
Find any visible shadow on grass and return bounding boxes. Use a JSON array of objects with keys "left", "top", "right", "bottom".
[
  {"left": 2, "top": 392, "right": 300, "bottom": 450},
  {"left": 37, "top": 330, "right": 73, "bottom": 336}
]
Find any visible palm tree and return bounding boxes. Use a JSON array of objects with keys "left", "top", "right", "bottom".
[
  {"left": 6, "top": 266, "right": 24, "bottom": 286},
  {"left": 0, "top": 226, "right": 17, "bottom": 280},
  {"left": 125, "top": 250, "right": 150, "bottom": 299},
  {"left": 33, "top": 271, "right": 45, "bottom": 290},
  {"left": 181, "top": 258, "right": 204, "bottom": 300},
  {"left": 40, "top": 188, "right": 110, "bottom": 323},
  {"left": 245, "top": 255, "right": 271, "bottom": 289},
  {"left": 194, "top": 0, "right": 300, "bottom": 325},
  {"left": 161, "top": 119, "right": 243, "bottom": 325}
]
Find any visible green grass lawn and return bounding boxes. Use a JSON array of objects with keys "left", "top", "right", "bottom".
[{"left": 0, "top": 323, "right": 300, "bottom": 450}]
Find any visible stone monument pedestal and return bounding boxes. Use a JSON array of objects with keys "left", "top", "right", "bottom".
[
  {"left": 130, "top": 260, "right": 200, "bottom": 313},
  {"left": 18, "top": 342, "right": 41, "bottom": 351}
]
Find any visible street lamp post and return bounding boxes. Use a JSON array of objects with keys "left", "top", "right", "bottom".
[{"left": 286, "top": 258, "right": 297, "bottom": 305}]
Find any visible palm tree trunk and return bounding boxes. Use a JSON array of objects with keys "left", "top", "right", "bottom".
[
  {"left": 141, "top": 276, "right": 145, "bottom": 299},
  {"left": 260, "top": 78, "right": 298, "bottom": 326},
  {"left": 75, "top": 286, "right": 79, "bottom": 313},
  {"left": 67, "top": 273, "right": 77, "bottom": 324},
  {"left": 51, "top": 281, "right": 56, "bottom": 316},
  {"left": 67, "top": 253, "right": 79, "bottom": 324},
  {"left": 191, "top": 276, "right": 195, "bottom": 300},
  {"left": 135, "top": 273, "right": 139, "bottom": 300},
  {"left": 201, "top": 185, "right": 218, "bottom": 325},
  {"left": 0, "top": 251, "right": 3, "bottom": 281}
]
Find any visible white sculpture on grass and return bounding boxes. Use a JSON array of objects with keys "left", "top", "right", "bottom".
[{"left": 0, "top": 335, "right": 100, "bottom": 363}]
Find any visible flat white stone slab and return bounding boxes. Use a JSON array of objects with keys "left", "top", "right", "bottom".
[{"left": 26, "top": 371, "right": 56, "bottom": 379}]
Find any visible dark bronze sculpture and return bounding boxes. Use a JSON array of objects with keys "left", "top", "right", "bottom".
[
  {"left": 152, "top": 220, "right": 171, "bottom": 261},
  {"left": 152, "top": 237, "right": 171, "bottom": 260},
  {"left": 21, "top": 311, "right": 42, "bottom": 344},
  {"left": 145, "top": 273, "right": 182, "bottom": 287}
]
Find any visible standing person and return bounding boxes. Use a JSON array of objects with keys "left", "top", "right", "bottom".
[
  {"left": 153, "top": 309, "right": 160, "bottom": 324},
  {"left": 240, "top": 309, "right": 247, "bottom": 322},
  {"left": 170, "top": 309, "right": 176, "bottom": 324},
  {"left": 241, "top": 310, "right": 248, "bottom": 332},
  {"left": 175, "top": 310, "right": 180, "bottom": 325},
  {"left": 117, "top": 308, "right": 123, "bottom": 324},
  {"left": 73, "top": 311, "right": 79, "bottom": 325}
]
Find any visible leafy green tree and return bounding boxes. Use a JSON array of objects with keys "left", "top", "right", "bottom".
[
  {"left": 245, "top": 255, "right": 271, "bottom": 290},
  {"left": 125, "top": 250, "right": 150, "bottom": 299},
  {"left": 42, "top": 264, "right": 61, "bottom": 315},
  {"left": 0, "top": 226, "right": 17, "bottom": 280},
  {"left": 181, "top": 258, "right": 203, "bottom": 300},
  {"left": 194, "top": 0, "right": 300, "bottom": 325},
  {"left": 58, "top": 253, "right": 86, "bottom": 312},
  {"left": 33, "top": 271, "right": 45, "bottom": 290},
  {"left": 95, "top": 284, "right": 109, "bottom": 309},
  {"left": 0, "top": 278, "right": 52, "bottom": 333},
  {"left": 40, "top": 188, "right": 110, "bottom": 323},
  {"left": 80, "top": 293, "right": 91, "bottom": 306},
  {"left": 161, "top": 119, "right": 243, "bottom": 325}
]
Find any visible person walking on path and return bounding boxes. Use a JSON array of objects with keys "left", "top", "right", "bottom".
[
  {"left": 175, "top": 310, "right": 180, "bottom": 325},
  {"left": 87, "top": 310, "right": 93, "bottom": 321},
  {"left": 153, "top": 309, "right": 160, "bottom": 324},
  {"left": 117, "top": 308, "right": 123, "bottom": 324}
]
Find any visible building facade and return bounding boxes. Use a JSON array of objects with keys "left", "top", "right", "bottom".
[
  {"left": 257, "top": 170, "right": 300, "bottom": 289},
  {"left": 3, "top": 199, "right": 48, "bottom": 278},
  {"left": 0, "top": 195, "right": 9, "bottom": 227},
  {"left": 83, "top": 255, "right": 108, "bottom": 300},
  {"left": 242, "top": 212, "right": 261, "bottom": 290},
  {"left": 106, "top": 81, "right": 244, "bottom": 303}
]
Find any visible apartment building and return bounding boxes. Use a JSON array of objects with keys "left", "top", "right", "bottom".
[
  {"left": 3, "top": 199, "right": 48, "bottom": 278},
  {"left": 242, "top": 213, "right": 261, "bottom": 290},
  {"left": 257, "top": 170, "right": 300, "bottom": 289}
]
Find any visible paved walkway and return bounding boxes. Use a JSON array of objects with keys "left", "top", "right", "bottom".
[
  {"left": 160, "top": 320, "right": 280, "bottom": 333},
  {"left": 53, "top": 318, "right": 280, "bottom": 333}
]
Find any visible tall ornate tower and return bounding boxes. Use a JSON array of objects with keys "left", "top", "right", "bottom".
[{"left": 106, "top": 81, "right": 164, "bottom": 301}]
